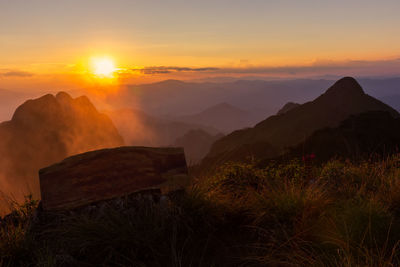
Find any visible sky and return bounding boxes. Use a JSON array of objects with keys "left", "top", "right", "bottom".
[{"left": 1, "top": 0, "right": 400, "bottom": 90}]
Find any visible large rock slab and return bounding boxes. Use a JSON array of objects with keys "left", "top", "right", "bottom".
[{"left": 39, "top": 146, "right": 188, "bottom": 211}]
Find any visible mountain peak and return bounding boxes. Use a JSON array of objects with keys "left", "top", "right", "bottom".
[
  {"left": 324, "top": 77, "right": 364, "bottom": 97},
  {"left": 206, "top": 76, "right": 399, "bottom": 163},
  {"left": 56, "top": 91, "right": 73, "bottom": 102},
  {"left": 277, "top": 102, "right": 300, "bottom": 115}
]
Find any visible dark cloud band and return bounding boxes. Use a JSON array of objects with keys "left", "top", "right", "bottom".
[
  {"left": 131, "top": 66, "right": 219, "bottom": 75},
  {"left": 129, "top": 58, "right": 400, "bottom": 76},
  {"left": 0, "top": 71, "right": 34, "bottom": 77}
]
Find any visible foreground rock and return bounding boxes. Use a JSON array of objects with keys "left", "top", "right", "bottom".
[{"left": 39, "top": 146, "right": 188, "bottom": 211}]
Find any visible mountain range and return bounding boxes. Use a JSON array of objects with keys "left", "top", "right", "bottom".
[
  {"left": 2, "top": 77, "right": 400, "bottom": 125},
  {"left": 90, "top": 77, "right": 400, "bottom": 120},
  {"left": 203, "top": 77, "right": 399, "bottom": 165},
  {"left": 1, "top": 76, "right": 400, "bottom": 189}
]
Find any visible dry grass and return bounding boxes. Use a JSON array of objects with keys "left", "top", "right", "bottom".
[{"left": 2, "top": 156, "right": 400, "bottom": 266}]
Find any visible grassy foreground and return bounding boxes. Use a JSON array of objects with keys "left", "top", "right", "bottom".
[{"left": 2, "top": 156, "right": 400, "bottom": 266}]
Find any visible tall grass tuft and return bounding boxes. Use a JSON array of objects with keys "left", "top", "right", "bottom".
[{"left": 2, "top": 157, "right": 400, "bottom": 266}]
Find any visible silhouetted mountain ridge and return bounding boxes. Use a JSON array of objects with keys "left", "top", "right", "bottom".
[
  {"left": 204, "top": 77, "right": 399, "bottom": 164},
  {"left": 0, "top": 89, "right": 37, "bottom": 122},
  {"left": 0, "top": 92, "right": 124, "bottom": 205},
  {"left": 323, "top": 77, "right": 364, "bottom": 97}
]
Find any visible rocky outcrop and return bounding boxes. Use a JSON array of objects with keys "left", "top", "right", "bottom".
[{"left": 39, "top": 146, "right": 188, "bottom": 211}]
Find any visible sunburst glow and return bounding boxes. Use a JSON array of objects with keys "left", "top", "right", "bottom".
[{"left": 91, "top": 57, "right": 117, "bottom": 78}]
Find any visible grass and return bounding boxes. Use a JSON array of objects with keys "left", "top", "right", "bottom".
[{"left": 2, "top": 156, "right": 400, "bottom": 266}]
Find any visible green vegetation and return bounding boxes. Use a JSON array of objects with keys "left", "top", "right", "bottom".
[{"left": 2, "top": 156, "right": 400, "bottom": 266}]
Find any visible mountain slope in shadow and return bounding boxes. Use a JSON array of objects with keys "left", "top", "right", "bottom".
[
  {"left": 283, "top": 111, "right": 400, "bottom": 163},
  {"left": 204, "top": 77, "right": 399, "bottom": 164}
]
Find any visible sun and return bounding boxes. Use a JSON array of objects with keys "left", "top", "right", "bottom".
[{"left": 90, "top": 57, "right": 117, "bottom": 78}]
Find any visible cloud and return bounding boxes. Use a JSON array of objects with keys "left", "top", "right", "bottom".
[
  {"left": 131, "top": 66, "right": 219, "bottom": 75},
  {"left": 0, "top": 70, "right": 34, "bottom": 77},
  {"left": 125, "top": 58, "right": 400, "bottom": 78}
]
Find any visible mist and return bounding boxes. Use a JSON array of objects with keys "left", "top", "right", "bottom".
[
  {"left": 0, "top": 92, "right": 123, "bottom": 215},
  {"left": 1, "top": 76, "right": 400, "bottom": 214}
]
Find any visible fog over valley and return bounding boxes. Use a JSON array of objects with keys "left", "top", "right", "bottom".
[{"left": 1, "top": 76, "right": 400, "bottom": 209}]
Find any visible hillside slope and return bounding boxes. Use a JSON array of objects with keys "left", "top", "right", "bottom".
[
  {"left": 205, "top": 77, "right": 399, "bottom": 163},
  {"left": 285, "top": 111, "right": 400, "bottom": 162}
]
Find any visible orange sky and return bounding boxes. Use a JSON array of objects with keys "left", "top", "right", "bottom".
[{"left": 1, "top": 0, "right": 400, "bottom": 91}]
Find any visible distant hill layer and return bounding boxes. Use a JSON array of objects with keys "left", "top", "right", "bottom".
[
  {"left": 174, "top": 129, "right": 224, "bottom": 164},
  {"left": 105, "top": 79, "right": 331, "bottom": 118},
  {"left": 277, "top": 102, "right": 300, "bottom": 115},
  {"left": 104, "top": 108, "right": 219, "bottom": 147},
  {"left": 177, "top": 102, "right": 259, "bottom": 133},
  {"left": 205, "top": 77, "right": 399, "bottom": 163},
  {"left": 89, "top": 77, "right": 400, "bottom": 120},
  {"left": 0, "top": 92, "right": 123, "bottom": 202}
]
